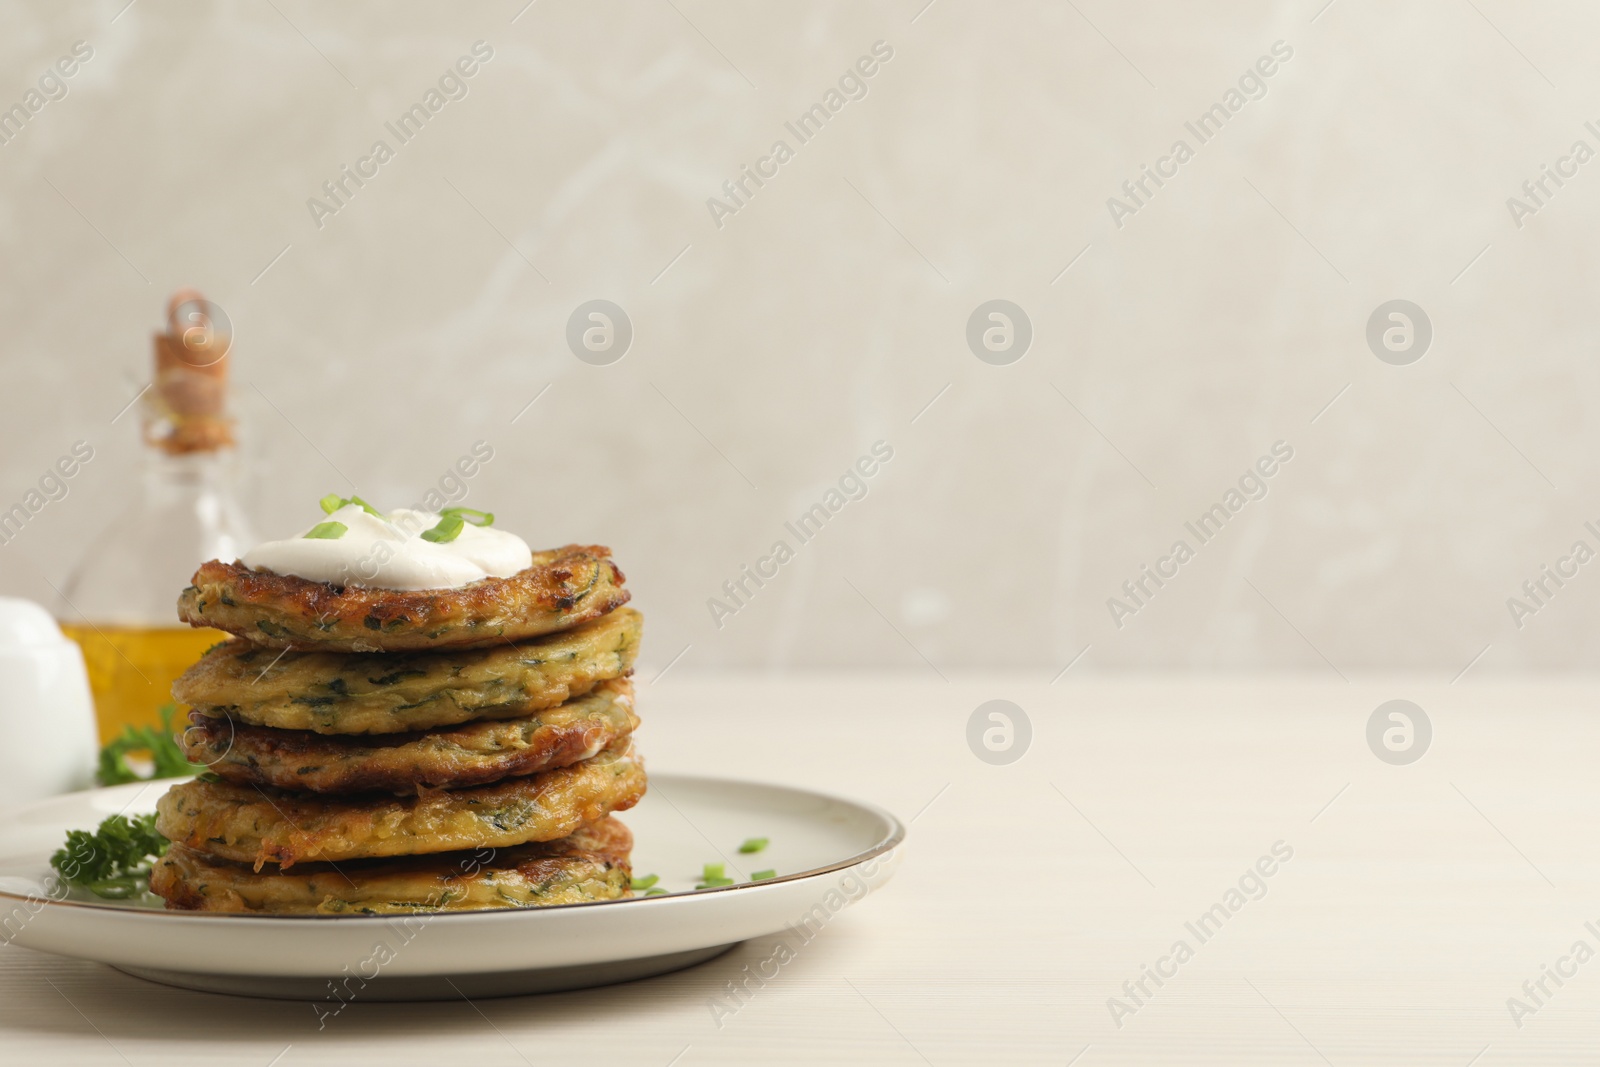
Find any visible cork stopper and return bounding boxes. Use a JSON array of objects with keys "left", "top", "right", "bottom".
[{"left": 144, "top": 289, "right": 235, "bottom": 454}]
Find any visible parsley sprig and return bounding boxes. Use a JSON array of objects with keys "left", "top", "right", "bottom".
[
  {"left": 50, "top": 813, "right": 170, "bottom": 899},
  {"left": 96, "top": 705, "right": 207, "bottom": 786}
]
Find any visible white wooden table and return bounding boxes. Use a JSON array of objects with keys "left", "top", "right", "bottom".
[{"left": 2, "top": 675, "right": 1594, "bottom": 1065}]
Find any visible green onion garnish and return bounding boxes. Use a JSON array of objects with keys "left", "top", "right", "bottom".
[
  {"left": 319, "top": 495, "right": 383, "bottom": 517},
  {"left": 630, "top": 874, "right": 659, "bottom": 891},
  {"left": 420, "top": 514, "right": 465, "bottom": 543},
  {"left": 738, "top": 837, "right": 768, "bottom": 854},
  {"left": 644, "top": 888, "right": 667, "bottom": 896},
  {"left": 440, "top": 507, "right": 494, "bottom": 527},
  {"left": 696, "top": 877, "right": 734, "bottom": 889},
  {"left": 751, "top": 869, "right": 776, "bottom": 881},
  {"left": 420, "top": 507, "right": 494, "bottom": 543},
  {"left": 304, "top": 521, "right": 347, "bottom": 539},
  {"left": 702, "top": 862, "right": 725, "bottom": 881}
]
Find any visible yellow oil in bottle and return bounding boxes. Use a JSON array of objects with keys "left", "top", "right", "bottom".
[
  {"left": 59, "top": 290, "right": 252, "bottom": 749},
  {"left": 60, "top": 623, "right": 228, "bottom": 745}
]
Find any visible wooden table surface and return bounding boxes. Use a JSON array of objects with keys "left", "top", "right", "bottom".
[{"left": 2, "top": 674, "right": 1595, "bottom": 1065}]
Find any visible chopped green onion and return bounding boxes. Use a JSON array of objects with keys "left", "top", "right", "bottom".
[
  {"left": 417, "top": 506, "right": 495, "bottom": 543},
  {"left": 738, "top": 837, "right": 769, "bottom": 854},
  {"left": 420, "top": 514, "right": 465, "bottom": 543},
  {"left": 751, "top": 869, "right": 776, "bottom": 881},
  {"left": 702, "top": 862, "right": 725, "bottom": 881},
  {"left": 304, "top": 521, "right": 348, "bottom": 540},
  {"left": 630, "top": 874, "right": 659, "bottom": 890},
  {"left": 696, "top": 877, "right": 734, "bottom": 889},
  {"left": 440, "top": 507, "right": 494, "bottom": 527},
  {"left": 319, "top": 495, "right": 383, "bottom": 517},
  {"left": 644, "top": 888, "right": 667, "bottom": 896}
]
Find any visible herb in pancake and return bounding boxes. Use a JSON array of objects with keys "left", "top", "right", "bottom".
[{"left": 368, "top": 668, "right": 427, "bottom": 686}]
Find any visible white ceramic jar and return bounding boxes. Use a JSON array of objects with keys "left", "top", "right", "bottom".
[{"left": 0, "top": 598, "right": 97, "bottom": 807}]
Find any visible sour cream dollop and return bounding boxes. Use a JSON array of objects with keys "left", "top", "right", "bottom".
[{"left": 241, "top": 505, "right": 533, "bottom": 591}]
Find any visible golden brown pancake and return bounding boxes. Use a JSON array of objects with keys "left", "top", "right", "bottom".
[
  {"left": 155, "top": 742, "right": 645, "bottom": 869},
  {"left": 150, "top": 817, "right": 632, "bottom": 914},
  {"left": 184, "top": 679, "right": 639, "bottom": 795},
  {"left": 177, "top": 544, "right": 628, "bottom": 652},
  {"left": 174, "top": 608, "right": 640, "bottom": 735}
]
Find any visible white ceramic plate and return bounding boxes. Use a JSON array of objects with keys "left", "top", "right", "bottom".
[{"left": 0, "top": 773, "right": 903, "bottom": 1001}]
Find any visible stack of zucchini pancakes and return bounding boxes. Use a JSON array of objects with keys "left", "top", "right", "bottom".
[{"left": 148, "top": 545, "right": 646, "bottom": 914}]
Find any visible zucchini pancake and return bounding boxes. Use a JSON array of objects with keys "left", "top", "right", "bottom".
[
  {"left": 152, "top": 817, "right": 633, "bottom": 914},
  {"left": 178, "top": 543, "right": 629, "bottom": 652},
  {"left": 173, "top": 607, "right": 641, "bottom": 734},
  {"left": 156, "top": 741, "right": 645, "bottom": 869},
  {"left": 182, "top": 679, "right": 639, "bottom": 795},
  {"left": 146, "top": 501, "right": 650, "bottom": 914}
]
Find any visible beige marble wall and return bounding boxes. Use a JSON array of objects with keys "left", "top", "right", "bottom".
[{"left": 1, "top": 0, "right": 1595, "bottom": 676}]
